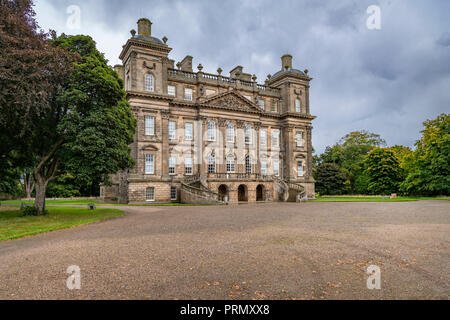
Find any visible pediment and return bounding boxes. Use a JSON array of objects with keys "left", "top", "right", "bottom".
[
  {"left": 295, "top": 153, "right": 306, "bottom": 159},
  {"left": 201, "top": 90, "right": 261, "bottom": 113},
  {"left": 141, "top": 144, "right": 159, "bottom": 151}
]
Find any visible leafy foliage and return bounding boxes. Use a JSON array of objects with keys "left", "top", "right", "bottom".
[
  {"left": 315, "top": 131, "right": 386, "bottom": 193},
  {"left": 364, "top": 148, "right": 403, "bottom": 195},
  {"left": 315, "top": 163, "right": 348, "bottom": 195},
  {"left": 0, "top": 0, "right": 76, "bottom": 160},
  {"left": 401, "top": 114, "right": 449, "bottom": 196},
  {"left": 46, "top": 174, "right": 81, "bottom": 198},
  {"left": 1, "top": 2, "right": 136, "bottom": 214},
  {"left": 20, "top": 205, "right": 47, "bottom": 216}
]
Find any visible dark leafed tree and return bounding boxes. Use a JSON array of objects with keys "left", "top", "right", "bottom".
[
  {"left": 1, "top": 1, "right": 135, "bottom": 214},
  {"left": 364, "top": 147, "right": 403, "bottom": 195},
  {"left": 315, "top": 163, "right": 348, "bottom": 195},
  {"left": 317, "top": 130, "right": 386, "bottom": 193},
  {"left": 28, "top": 34, "right": 136, "bottom": 214},
  {"left": 0, "top": 0, "right": 75, "bottom": 159}
]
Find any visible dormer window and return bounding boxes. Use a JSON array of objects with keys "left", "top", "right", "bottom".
[{"left": 145, "top": 74, "right": 154, "bottom": 92}]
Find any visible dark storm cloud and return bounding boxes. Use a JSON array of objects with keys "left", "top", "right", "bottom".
[{"left": 34, "top": 0, "right": 450, "bottom": 153}]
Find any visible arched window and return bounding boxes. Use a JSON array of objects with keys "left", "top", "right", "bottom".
[
  {"left": 207, "top": 121, "right": 216, "bottom": 141},
  {"left": 295, "top": 98, "right": 301, "bottom": 113},
  {"left": 145, "top": 73, "right": 154, "bottom": 92},
  {"left": 245, "top": 155, "right": 253, "bottom": 174},
  {"left": 208, "top": 153, "right": 216, "bottom": 174},
  {"left": 226, "top": 123, "right": 234, "bottom": 143},
  {"left": 226, "top": 154, "right": 235, "bottom": 173}
]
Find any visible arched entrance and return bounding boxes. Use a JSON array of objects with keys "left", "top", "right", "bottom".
[
  {"left": 256, "top": 184, "right": 265, "bottom": 202},
  {"left": 238, "top": 185, "right": 248, "bottom": 202},
  {"left": 218, "top": 185, "right": 229, "bottom": 202}
]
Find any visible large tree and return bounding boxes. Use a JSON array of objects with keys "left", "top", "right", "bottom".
[
  {"left": 0, "top": 0, "right": 75, "bottom": 161},
  {"left": 26, "top": 34, "right": 136, "bottom": 213},
  {"left": 317, "top": 131, "right": 386, "bottom": 192},
  {"left": 315, "top": 163, "right": 348, "bottom": 195},
  {"left": 364, "top": 148, "right": 403, "bottom": 195},
  {"left": 401, "top": 114, "right": 449, "bottom": 196}
]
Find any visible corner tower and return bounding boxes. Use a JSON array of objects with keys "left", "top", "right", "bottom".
[
  {"left": 118, "top": 18, "right": 173, "bottom": 94},
  {"left": 266, "top": 55, "right": 316, "bottom": 196}
]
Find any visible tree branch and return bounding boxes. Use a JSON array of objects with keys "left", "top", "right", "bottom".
[{"left": 34, "top": 138, "right": 64, "bottom": 176}]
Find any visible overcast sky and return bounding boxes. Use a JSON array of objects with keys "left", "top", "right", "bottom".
[{"left": 34, "top": 0, "right": 450, "bottom": 153}]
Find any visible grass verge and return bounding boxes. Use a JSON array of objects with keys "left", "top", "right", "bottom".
[
  {"left": 0, "top": 199, "right": 210, "bottom": 206},
  {"left": 0, "top": 206, "right": 124, "bottom": 241},
  {"left": 312, "top": 196, "right": 449, "bottom": 202}
]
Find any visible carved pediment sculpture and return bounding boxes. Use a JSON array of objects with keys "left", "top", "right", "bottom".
[{"left": 201, "top": 90, "right": 261, "bottom": 113}]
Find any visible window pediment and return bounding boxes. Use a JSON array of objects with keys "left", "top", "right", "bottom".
[{"left": 141, "top": 144, "right": 159, "bottom": 151}]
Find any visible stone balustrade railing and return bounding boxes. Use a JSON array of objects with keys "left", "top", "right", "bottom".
[
  {"left": 183, "top": 173, "right": 201, "bottom": 185},
  {"left": 167, "top": 68, "right": 280, "bottom": 95},
  {"left": 207, "top": 173, "right": 273, "bottom": 181}
]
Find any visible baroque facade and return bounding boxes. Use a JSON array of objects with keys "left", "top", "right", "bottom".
[{"left": 100, "top": 18, "right": 316, "bottom": 204}]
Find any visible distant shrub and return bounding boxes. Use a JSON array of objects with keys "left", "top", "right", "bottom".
[{"left": 21, "top": 206, "right": 48, "bottom": 216}]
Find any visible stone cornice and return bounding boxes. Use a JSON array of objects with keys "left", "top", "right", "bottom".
[
  {"left": 119, "top": 38, "right": 172, "bottom": 60},
  {"left": 280, "top": 112, "right": 316, "bottom": 120},
  {"left": 267, "top": 71, "right": 312, "bottom": 86},
  {"left": 127, "top": 90, "right": 315, "bottom": 121}
]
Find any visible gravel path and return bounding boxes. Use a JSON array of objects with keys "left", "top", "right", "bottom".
[{"left": 0, "top": 201, "right": 449, "bottom": 300}]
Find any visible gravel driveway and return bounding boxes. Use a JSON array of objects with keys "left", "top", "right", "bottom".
[{"left": 0, "top": 201, "right": 449, "bottom": 300}]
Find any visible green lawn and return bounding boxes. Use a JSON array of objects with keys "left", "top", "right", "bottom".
[
  {"left": 0, "top": 199, "right": 208, "bottom": 207},
  {"left": 312, "top": 196, "right": 449, "bottom": 202},
  {"left": 0, "top": 206, "right": 125, "bottom": 241}
]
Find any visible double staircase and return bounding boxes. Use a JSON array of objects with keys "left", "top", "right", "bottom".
[
  {"left": 181, "top": 174, "right": 308, "bottom": 204},
  {"left": 273, "top": 177, "right": 307, "bottom": 202},
  {"left": 180, "top": 174, "right": 224, "bottom": 204}
]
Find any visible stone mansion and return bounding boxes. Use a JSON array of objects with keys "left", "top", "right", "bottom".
[{"left": 100, "top": 18, "right": 316, "bottom": 204}]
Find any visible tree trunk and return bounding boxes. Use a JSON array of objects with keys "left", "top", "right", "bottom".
[
  {"left": 25, "top": 172, "right": 35, "bottom": 199},
  {"left": 34, "top": 175, "right": 48, "bottom": 215}
]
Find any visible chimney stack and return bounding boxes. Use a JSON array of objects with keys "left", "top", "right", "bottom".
[
  {"left": 281, "top": 54, "right": 293, "bottom": 70},
  {"left": 137, "top": 18, "right": 152, "bottom": 37}
]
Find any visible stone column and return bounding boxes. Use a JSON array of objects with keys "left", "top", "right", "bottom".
[
  {"left": 284, "top": 126, "right": 294, "bottom": 181},
  {"left": 306, "top": 85, "right": 310, "bottom": 115},
  {"left": 197, "top": 116, "right": 207, "bottom": 176},
  {"left": 236, "top": 120, "right": 245, "bottom": 174},
  {"left": 218, "top": 118, "right": 227, "bottom": 173},
  {"left": 130, "top": 51, "right": 138, "bottom": 90},
  {"left": 306, "top": 126, "right": 313, "bottom": 180},
  {"left": 254, "top": 122, "right": 261, "bottom": 175},
  {"left": 161, "top": 110, "right": 170, "bottom": 179}
]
